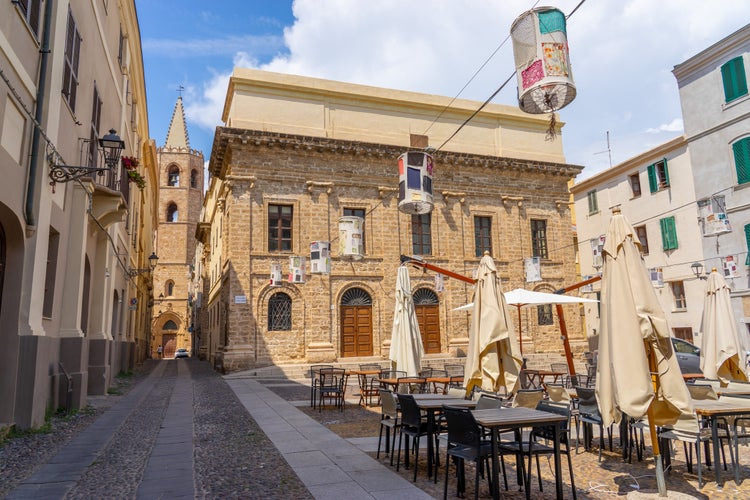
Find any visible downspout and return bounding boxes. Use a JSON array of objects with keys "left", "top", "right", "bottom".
[{"left": 25, "top": 0, "right": 54, "bottom": 230}]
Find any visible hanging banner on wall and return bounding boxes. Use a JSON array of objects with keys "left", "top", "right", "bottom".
[{"left": 524, "top": 257, "right": 542, "bottom": 283}]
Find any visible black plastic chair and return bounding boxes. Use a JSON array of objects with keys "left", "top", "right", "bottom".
[
  {"left": 396, "top": 394, "right": 434, "bottom": 482},
  {"left": 575, "top": 386, "right": 611, "bottom": 461},
  {"left": 442, "top": 405, "right": 498, "bottom": 499},
  {"left": 397, "top": 376, "right": 427, "bottom": 394},
  {"left": 377, "top": 389, "right": 400, "bottom": 465}
]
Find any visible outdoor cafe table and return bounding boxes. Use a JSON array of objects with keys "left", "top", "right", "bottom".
[
  {"left": 410, "top": 394, "right": 477, "bottom": 480},
  {"left": 425, "top": 376, "right": 463, "bottom": 394},
  {"left": 472, "top": 407, "right": 567, "bottom": 500},
  {"left": 523, "top": 369, "right": 565, "bottom": 388},
  {"left": 692, "top": 398, "right": 750, "bottom": 486},
  {"left": 377, "top": 377, "right": 426, "bottom": 392}
]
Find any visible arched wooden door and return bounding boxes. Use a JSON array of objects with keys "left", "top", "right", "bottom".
[
  {"left": 162, "top": 319, "right": 179, "bottom": 358},
  {"left": 340, "top": 288, "right": 373, "bottom": 357},
  {"left": 414, "top": 288, "right": 441, "bottom": 354}
]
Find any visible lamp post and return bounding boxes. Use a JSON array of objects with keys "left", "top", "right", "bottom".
[
  {"left": 48, "top": 129, "right": 125, "bottom": 184},
  {"left": 691, "top": 262, "right": 708, "bottom": 280}
]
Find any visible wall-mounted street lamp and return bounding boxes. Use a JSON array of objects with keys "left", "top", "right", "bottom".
[
  {"left": 691, "top": 262, "right": 708, "bottom": 280},
  {"left": 129, "top": 252, "right": 159, "bottom": 277},
  {"left": 48, "top": 129, "right": 125, "bottom": 184}
]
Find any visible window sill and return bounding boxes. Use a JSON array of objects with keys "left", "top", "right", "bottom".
[
  {"left": 722, "top": 92, "right": 750, "bottom": 111},
  {"left": 672, "top": 308, "right": 687, "bottom": 313}
]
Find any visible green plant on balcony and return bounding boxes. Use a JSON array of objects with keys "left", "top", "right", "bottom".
[{"left": 127, "top": 169, "right": 146, "bottom": 190}]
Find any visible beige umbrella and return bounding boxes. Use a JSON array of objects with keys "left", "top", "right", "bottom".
[
  {"left": 464, "top": 253, "right": 523, "bottom": 395},
  {"left": 597, "top": 209, "right": 692, "bottom": 496},
  {"left": 700, "top": 269, "right": 749, "bottom": 385},
  {"left": 389, "top": 265, "right": 424, "bottom": 377}
]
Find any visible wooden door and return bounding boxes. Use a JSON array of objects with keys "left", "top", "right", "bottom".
[
  {"left": 415, "top": 304, "right": 441, "bottom": 354},
  {"left": 162, "top": 334, "right": 177, "bottom": 358},
  {"left": 341, "top": 306, "right": 373, "bottom": 357}
]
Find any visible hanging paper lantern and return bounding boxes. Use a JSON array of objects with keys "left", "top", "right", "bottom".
[
  {"left": 510, "top": 6, "right": 576, "bottom": 115},
  {"left": 309, "top": 241, "right": 331, "bottom": 274},
  {"left": 269, "top": 263, "right": 282, "bottom": 286},
  {"left": 288, "top": 256, "right": 306, "bottom": 284},
  {"left": 398, "top": 151, "right": 434, "bottom": 215},
  {"left": 338, "top": 216, "right": 364, "bottom": 260}
]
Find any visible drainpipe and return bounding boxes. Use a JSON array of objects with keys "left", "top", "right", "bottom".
[{"left": 25, "top": 0, "right": 54, "bottom": 230}]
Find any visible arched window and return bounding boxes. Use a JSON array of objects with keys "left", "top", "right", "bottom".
[
  {"left": 190, "top": 169, "right": 198, "bottom": 189},
  {"left": 168, "top": 165, "right": 180, "bottom": 187},
  {"left": 341, "top": 287, "right": 372, "bottom": 306},
  {"left": 166, "top": 280, "right": 175, "bottom": 297},
  {"left": 167, "top": 203, "right": 178, "bottom": 222},
  {"left": 413, "top": 288, "right": 438, "bottom": 305},
  {"left": 268, "top": 292, "right": 292, "bottom": 331},
  {"left": 163, "top": 320, "right": 178, "bottom": 330}
]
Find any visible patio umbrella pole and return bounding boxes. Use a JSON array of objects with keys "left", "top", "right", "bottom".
[{"left": 646, "top": 342, "right": 668, "bottom": 497}]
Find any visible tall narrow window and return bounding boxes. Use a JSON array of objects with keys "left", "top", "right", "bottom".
[
  {"left": 531, "top": 219, "right": 548, "bottom": 259},
  {"left": 671, "top": 281, "right": 686, "bottom": 309},
  {"left": 268, "top": 204, "right": 293, "bottom": 252},
  {"left": 629, "top": 173, "right": 642, "bottom": 197},
  {"left": 634, "top": 225, "right": 649, "bottom": 255},
  {"left": 190, "top": 169, "right": 198, "bottom": 189},
  {"left": 744, "top": 224, "right": 750, "bottom": 265},
  {"left": 43, "top": 227, "right": 60, "bottom": 318},
  {"left": 411, "top": 213, "right": 432, "bottom": 255},
  {"left": 166, "top": 280, "right": 175, "bottom": 297},
  {"left": 168, "top": 166, "right": 180, "bottom": 187},
  {"left": 733, "top": 137, "right": 750, "bottom": 185},
  {"left": 587, "top": 190, "right": 598, "bottom": 214},
  {"left": 87, "top": 87, "right": 102, "bottom": 168},
  {"left": 721, "top": 56, "right": 748, "bottom": 103},
  {"left": 16, "top": 0, "right": 42, "bottom": 37},
  {"left": 62, "top": 7, "right": 82, "bottom": 111},
  {"left": 474, "top": 216, "right": 492, "bottom": 257},
  {"left": 268, "top": 292, "right": 292, "bottom": 331},
  {"left": 343, "top": 208, "right": 366, "bottom": 253},
  {"left": 647, "top": 159, "right": 670, "bottom": 192},
  {"left": 167, "top": 203, "right": 178, "bottom": 222},
  {"left": 660, "top": 216, "right": 678, "bottom": 250},
  {"left": 537, "top": 304, "right": 553, "bottom": 325},
  {"left": 118, "top": 27, "right": 126, "bottom": 68}
]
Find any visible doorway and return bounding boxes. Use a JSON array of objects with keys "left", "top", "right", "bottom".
[
  {"left": 340, "top": 287, "right": 373, "bottom": 357},
  {"left": 414, "top": 288, "right": 441, "bottom": 354}
]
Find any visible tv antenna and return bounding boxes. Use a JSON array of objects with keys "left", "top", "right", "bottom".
[{"left": 594, "top": 131, "right": 612, "bottom": 169}]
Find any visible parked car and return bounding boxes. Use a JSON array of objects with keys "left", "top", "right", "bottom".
[
  {"left": 671, "top": 337, "right": 701, "bottom": 375},
  {"left": 175, "top": 348, "right": 189, "bottom": 359}
]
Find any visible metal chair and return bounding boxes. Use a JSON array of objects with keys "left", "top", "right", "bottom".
[
  {"left": 308, "top": 364, "right": 333, "bottom": 408},
  {"left": 550, "top": 362, "right": 571, "bottom": 387},
  {"left": 317, "top": 368, "right": 347, "bottom": 412},
  {"left": 396, "top": 394, "right": 435, "bottom": 482},
  {"left": 357, "top": 363, "right": 383, "bottom": 406},
  {"left": 575, "top": 386, "right": 612, "bottom": 461}
]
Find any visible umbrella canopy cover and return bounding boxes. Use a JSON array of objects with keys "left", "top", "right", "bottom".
[
  {"left": 464, "top": 254, "right": 523, "bottom": 394},
  {"left": 700, "top": 270, "right": 749, "bottom": 384},
  {"left": 597, "top": 212, "right": 692, "bottom": 427},
  {"left": 504, "top": 288, "right": 599, "bottom": 306},
  {"left": 389, "top": 266, "right": 424, "bottom": 377}
]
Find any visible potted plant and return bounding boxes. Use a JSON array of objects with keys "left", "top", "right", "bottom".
[
  {"left": 127, "top": 170, "right": 146, "bottom": 190},
  {"left": 121, "top": 156, "right": 139, "bottom": 170}
]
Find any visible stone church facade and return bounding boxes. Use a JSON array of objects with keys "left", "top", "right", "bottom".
[
  {"left": 197, "top": 68, "right": 584, "bottom": 372},
  {"left": 151, "top": 97, "right": 204, "bottom": 358}
]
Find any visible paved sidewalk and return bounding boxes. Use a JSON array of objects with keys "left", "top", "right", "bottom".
[{"left": 225, "top": 375, "right": 432, "bottom": 499}]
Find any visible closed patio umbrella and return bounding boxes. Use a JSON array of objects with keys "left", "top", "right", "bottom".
[
  {"left": 700, "top": 269, "right": 748, "bottom": 385},
  {"left": 389, "top": 265, "right": 424, "bottom": 377},
  {"left": 464, "top": 253, "right": 523, "bottom": 395},
  {"left": 597, "top": 209, "right": 692, "bottom": 496}
]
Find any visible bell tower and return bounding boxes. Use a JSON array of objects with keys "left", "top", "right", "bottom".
[{"left": 151, "top": 96, "right": 204, "bottom": 358}]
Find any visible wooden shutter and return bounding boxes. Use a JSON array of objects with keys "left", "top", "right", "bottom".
[
  {"left": 660, "top": 217, "right": 678, "bottom": 250},
  {"left": 722, "top": 57, "right": 748, "bottom": 102},
  {"left": 734, "top": 138, "right": 750, "bottom": 185},
  {"left": 661, "top": 159, "right": 670, "bottom": 187},
  {"left": 745, "top": 224, "right": 750, "bottom": 265},
  {"left": 647, "top": 164, "right": 658, "bottom": 193}
]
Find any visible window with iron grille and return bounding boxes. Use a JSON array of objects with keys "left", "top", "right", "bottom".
[
  {"left": 537, "top": 304, "right": 553, "bottom": 325},
  {"left": 268, "top": 292, "right": 292, "bottom": 331},
  {"left": 474, "top": 216, "right": 492, "bottom": 257},
  {"left": 62, "top": 6, "right": 81, "bottom": 111},
  {"left": 531, "top": 219, "right": 548, "bottom": 259},
  {"left": 268, "top": 204, "right": 293, "bottom": 252},
  {"left": 343, "top": 207, "right": 366, "bottom": 253},
  {"left": 411, "top": 213, "right": 432, "bottom": 255}
]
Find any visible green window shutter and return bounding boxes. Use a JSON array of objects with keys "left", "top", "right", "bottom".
[
  {"left": 660, "top": 216, "right": 678, "bottom": 250},
  {"left": 587, "top": 190, "right": 597, "bottom": 213},
  {"left": 722, "top": 57, "right": 748, "bottom": 102},
  {"left": 647, "top": 164, "right": 658, "bottom": 193},
  {"left": 745, "top": 224, "right": 750, "bottom": 265},
  {"left": 734, "top": 138, "right": 750, "bottom": 185},
  {"left": 661, "top": 159, "right": 670, "bottom": 187}
]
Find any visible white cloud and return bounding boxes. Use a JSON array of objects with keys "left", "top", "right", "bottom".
[{"left": 646, "top": 118, "right": 684, "bottom": 134}]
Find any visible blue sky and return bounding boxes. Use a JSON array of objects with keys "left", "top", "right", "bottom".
[{"left": 135, "top": 0, "right": 748, "bottom": 180}]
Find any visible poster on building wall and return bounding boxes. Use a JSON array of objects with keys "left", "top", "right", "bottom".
[
  {"left": 591, "top": 235, "right": 605, "bottom": 270},
  {"left": 524, "top": 257, "right": 542, "bottom": 282},
  {"left": 649, "top": 267, "right": 664, "bottom": 288},
  {"left": 698, "top": 197, "right": 732, "bottom": 236},
  {"left": 288, "top": 256, "right": 306, "bottom": 284},
  {"left": 723, "top": 255, "right": 739, "bottom": 278},
  {"left": 435, "top": 273, "right": 444, "bottom": 292}
]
